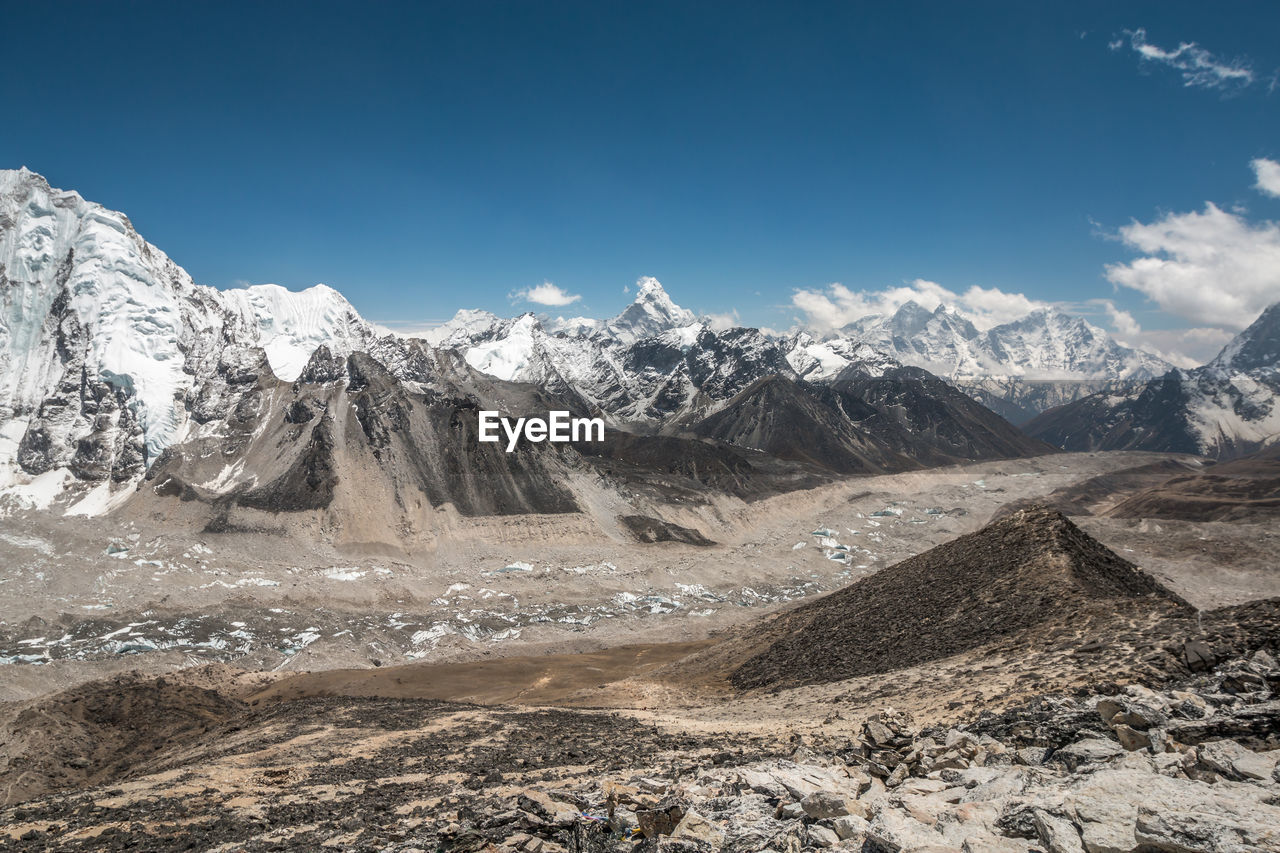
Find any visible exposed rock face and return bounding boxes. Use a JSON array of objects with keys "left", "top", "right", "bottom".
[
  {"left": 691, "top": 370, "right": 1052, "bottom": 478},
  {"left": 728, "top": 507, "right": 1189, "bottom": 689},
  {"left": 0, "top": 167, "right": 379, "bottom": 488},
  {"left": 1026, "top": 302, "right": 1280, "bottom": 459}
]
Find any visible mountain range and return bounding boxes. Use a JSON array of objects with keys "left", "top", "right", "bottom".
[{"left": 1, "top": 167, "right": 1277, "bottom": 540}]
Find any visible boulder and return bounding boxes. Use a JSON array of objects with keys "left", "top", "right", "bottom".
[
  {"left": 1182, "top": 640, "right": 1215, "bottom": 673},
  {"left": 1033, "top": 809, "right": 1086, "bottom": 853},
  {"left": 518, "top": 791, "right": 577, "bottom": 827},
  {"left": 832, "top": 814, "right": 870, "bottom": 842},
  {"left": 669, "top": 810, "right": 725, "bottom": 850},
  {"left": 800, "top": 791, "right": 861, "bottom": 820},
  {"left": 1135, "top": 801, "right": 1280, "bottom": 852},
  {"left": 1055, "top": 738, "right": 1124, "bottom": 771},
  {"left": 866, "top": 809, "right": 946, "bottom": 852},
  {"left": 805, "top": 825, "right": 840, "bottom": 848},
  {"left": 1195, "top": 739, "right": 1276, "bottom": 782}
]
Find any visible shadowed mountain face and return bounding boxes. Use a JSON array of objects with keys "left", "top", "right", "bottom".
[
  {"left": 728, "top": 507, "right": 1190, "bottom": 689},
  {"left": 691, "top": 370, "right": 1052, "bottom": 477},
  {"left": 691, "top": 376, "right": 914, "bottom": 476},
  {"left": 138, "top": 360, "right": 1054, "bottom": 540},
  {"left": 1024, "top": 372, "right": 1200, "bottom": 454}
]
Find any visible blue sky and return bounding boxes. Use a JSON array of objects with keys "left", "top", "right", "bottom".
[{"left": 3, "top": 1, "right": 1279, "bottom": 362}]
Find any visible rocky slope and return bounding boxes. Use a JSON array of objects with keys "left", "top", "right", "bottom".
[
  {"left": 2, "top": 598, "right": 1277, "bottom": 851},
  {"left": 727, "top": 507, "right": 1189, "bottom": 689},
  {"left": 1106, "top": 443, "right": 1280, "bottom": 522},
  {"left": 1026, "top": 302, "right": 1280, "bottom": 459}
]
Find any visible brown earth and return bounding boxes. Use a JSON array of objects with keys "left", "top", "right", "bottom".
[{"left": 1107, "top": 443, "right": 1280, "bottom": 522}]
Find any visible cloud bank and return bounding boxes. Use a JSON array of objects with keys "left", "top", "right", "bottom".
[
  {"left": 1252, "top": 157, "right": 1280, "bottom": 198},
  {"left": 1105, "top": 202, "right": 1280, "bottom": 331}
]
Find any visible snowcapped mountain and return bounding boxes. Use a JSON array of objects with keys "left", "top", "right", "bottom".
[
  {"left": 606, "top": 276, "right": 697, "bottom": 343},
  {"left": 780, "top": 332, "right": 900, "bottom": 381},
  {"left": 840, "top": 301, "right": 1171, "bottom": 382},
  {"left": 0, "top": 168, "right": 379, "bottom": 495},
  {"left": 1026, "top": 302, "right": 1280, "bottom": 458},
  {"left": 426, "top": 280, "right": 818, "bottom": 423}
]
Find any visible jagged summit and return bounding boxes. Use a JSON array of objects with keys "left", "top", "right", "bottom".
[
  {"left": 0, "top": 168, "right": 379, "bottom": 481},
  {"left": 1208, "top": 301, "right": 1280, "bottom": 375},
  {"left": 606, "top": 276, "right": 698, "bottom": 344},
  {"left": 729, "top": 506, "right": 1189, "bottom": 688}
]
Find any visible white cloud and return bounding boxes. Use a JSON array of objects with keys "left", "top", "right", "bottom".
[
  {"left": 1105, "top": 201, "right": 1280, "bottom": 330},
  {"left": 790, "top": 279, "right": 1048, "bottom": 334},
  {"left": 510, "top": 281, "right": 581, "bottom": 307},
  {"left": 1099, "top": 300, "right": 1142, "bottom": 338},
  {"left": 1252, "top": 157, "right": 1280, "bottom": 198},
  {"left": 1124, "top": 327, "right": 1234, "bottom": 369},
  {"left": 703, "top": 310, "right": 740, "bottom": 332},
  {"left": 1110, "top": 28, "right": 1255, "bottom": 91}
]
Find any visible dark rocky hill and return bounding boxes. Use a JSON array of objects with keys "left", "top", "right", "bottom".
[{"left": 729, "top": 507, "right": 1190, "bottom": 689}]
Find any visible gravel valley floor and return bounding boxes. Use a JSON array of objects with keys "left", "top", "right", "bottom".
[{"left": 1, "top": 450, "right": 1279, "bottom": 851}]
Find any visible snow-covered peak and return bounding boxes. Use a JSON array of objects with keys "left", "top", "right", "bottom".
[
  {"left": 783, "top": 331, "right": 901, "bottom": 380},
  {"left": 838, "top": 299, "right": 1169, "bottom": 381},
  {"left": 416, "top": 308, "right": 506, "bottom": 348},
  {"left": 1208, "top": 301, "right": 1280, "bottom": 376},
  {"left": 608, "top": 276, "right": 697, "bottom": 344},
  {"left": 545, "top": 315, "right": 605, "bottom": 337},
  {"left": 220, "top": 283, "right": 376, "bottom": 382},
  {"left": 460, "top": 314, "right": 548, "bottom": 381},
  {"left": 0, "top": 169, "right": 380, "bottom": 483}
]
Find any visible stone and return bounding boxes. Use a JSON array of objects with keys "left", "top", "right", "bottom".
[
  {"left": 806, "top": 825, "right": 839, "bottom": 848},
  {"left": 800, "top": 791, "right": 860, "bottom": 820},
  {"left": 1113, "top": 725, "right": 1150, "bottom": 752},
  {"left": 886, "top": 762, "right": 911, "bottom": 788},
  {"left": 961, "top": 839, "right": 1033, "bottom": 853},
  {"left": 1135, "top": 802, "right": 1280, "bottom": 852},
  {"left": 777, "top": 802, "right": 804, "bottom": 820},
  {"left": 1196, "top": 739, "right": 1276, "bottom": 782},
  {"left": 1015, "top": 747, "right": 1048, "bottom": 766},
  {"left": 1054, "top": 738, "right": 1124, "bottom": 771},
  {"left": 669, "top": 810, "right": 725, "bottom": 849},
  {"left": 738, "top": 769, "right": 785, "bottom": 798},
  {"left": 1096, "top": 699, "right": 1124, "bottom": 724},
  {"left": 637, "top": 798, "right": 687, "bottom": 839},
  {"left": 832, "top": 814, "right": 870, "bottom": 841},
  {"left": 866, "top": 809, "right": 946, "bottom": 852},
  {"left": 1033, "top": 809, "right": 1085, "bottom": 853},
  {"left": 1182, "top": 640, "right": 1215, "bottom": 673},
  {"left": 518, "top": 790, "right": 577, "bottom": 826}
]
